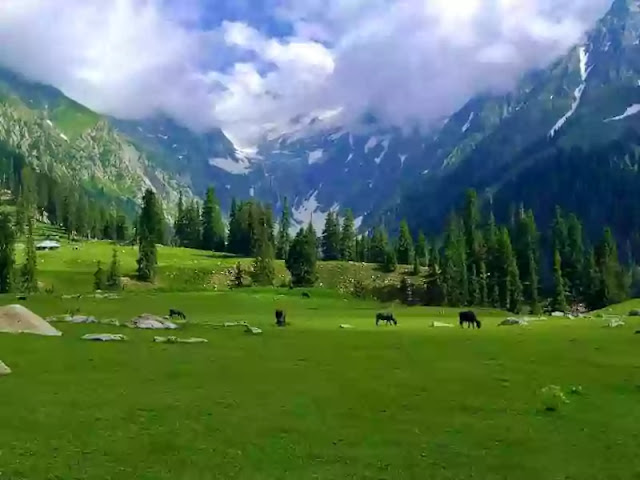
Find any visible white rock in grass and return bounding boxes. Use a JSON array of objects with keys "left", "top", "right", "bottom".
[
  {"left": 0, "top": 360, "right": 11, "bottom": 375},
  {"left": 431, "top": 321, "right": 454, "bottom": 328},
  {"left": 82, "top": 334, "right": 128, "bottom": 342}
]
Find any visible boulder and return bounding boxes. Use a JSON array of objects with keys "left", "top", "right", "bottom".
[
  {"left": 244, "top": 325, "right": 262, "bottom": 335},
  {"left": 82, "top": 333, "right": 127, "bottom": 342},
  {"left": 129, "top": 314, "right": 178, "bottom": 330},
  {"left": 499, "top": 318, "right": 528, "bottom": 327},
  {"left": 0, "top": 305, "right": 62, "bottom": 336},
  {"left": 153, "top": 336, "right": 208, "bottom": 344},
  {"left": 68, "top": 315, "right": 98, "bottom": 324},
  {"left": 605, "top": 318, "right": 625, "bottom": 328},
  {"left": 0, "top": 360, "right": 11, "bottom": 376},
  {"left": 551, "top": 311, "right": 566, "bottom": 317}
]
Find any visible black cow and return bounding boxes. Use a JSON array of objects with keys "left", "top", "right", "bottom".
[
  {"left": 301, "top": 292, "right": 311, "bottom": 299},
  {"left": 275, "top": 309, "right": 287, "bottom": 327},
  {"left": 459, "top": 311, "right": 481, "bottom": 329},
  {"left": 376, "top": 312, "right": 397, "bottom": 326},
  {"left": 169, "top": 309, "right": 187, "bottom": 320}
]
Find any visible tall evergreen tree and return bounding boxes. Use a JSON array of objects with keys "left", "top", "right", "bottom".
[
  {"left": 94, "top": 261, "right": 106, "bottom": 291},
  {"left": 20, "top": 221, "right": 38, "bottom": 293},
  {"left": 595, "top": 227, "right": 628, "bottom": 307},
  {"left": 552, "top": 249, "right": 568, "bottom": 312},
  {"left": 0, "top": 213, "right": 15, "bottom": 293},
  {"left": 514, "top": 209, "right": 541, "bottom": 313},
  {"left": 174, "top": 191, "right": 186, "bottom": 245},
  {"left": 396, "top": 219, "right": 414, "bottom": 265},
  {"left": 286, "top": 226, "right": 318, "bottom": 287},
  {"left": 137, "top": 189, "right": 159, "bottom": 282},
  {"left": 485, "top": 211, "right": 501, "bottom": 308},
  {"left": 182, "top": 200, "right": 202, "bottom": 249},
  {"left": 565, "top": 213, "right": 585, "bottom": 301},
  {"left": 583, "top": 247, "right": 601, "bottom": 310},
  {"left": 369, "top": 226, "right": 389, "bottom": 264},
  {"left": 276, "top": 197, "right": 292, "bottom": 260},
  {"left": 201, "top": 187, "right": 226, "bottom": 252},
  {"left": 321, "top": 211, "right": 341, "bottom": 261},
  {"left": 16, "top": 166, "right": 37, "bottom": 234},
  {"left": 340, "top": 210, "right": 356, "bottom": 261},
  {"left": 250, "top": 227, "right": 276, "bottom": 286},
  {"left": 382, "top": 246, "right": 397, "bottom": 273},
  {"left": 106, "top": 248, "right": 122, "bottom": 290},
  {"left": 497, "top": 227, "right": 522, "bottom": 312},
  {"left": 415, "top": 231, "right": 428, "bottom": 267},
  {"left": 551, "top": 207, "right": 569, "bottom": 273},
  {"left": 226, "top": 197, "right": 241, "bottom": 254},
  {"left": 443, "top": 213, "right": 468, "bottom": 306}
]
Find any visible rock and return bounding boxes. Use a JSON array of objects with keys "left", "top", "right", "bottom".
[
  {"left": 551, "top": 311, "right": 565, "bottom": 317},
  {"left": 69, "top": 315, "right": 98, "bottom": 324},
  {"left": 0, "top": 360, "right": 11, "bottom": 375},
  {"left": 129, "top": 314, "right": 178, "bottom": 330},
  {"left": 244, "top": 325, "right": 262, "bottom": 335},
  {"left": 0, "top": 305, "right": 62, "bottom": 336},
  {"left": 605, "top": 318, "right": 625, "bottom": 328},
  {"left": 340, "top": 324, "right": 355, "bottom": 329},
  {"left": 224, "top": 321, "right": 248, "bottom": 327},
  {"left": 82, "top": 334, "right": 127, "bottom": 342},
  {"left": 629, "top": 309, "right": 640, "bottom": 317},
  {"left": 499, "top": 318, "right": 528, "bottom": 327},
  {"left": 431, "top": 321, "right": 454, "bottom": 328},
  {"left": 153, "top": 336, "right": 208, "bottom": 344}
]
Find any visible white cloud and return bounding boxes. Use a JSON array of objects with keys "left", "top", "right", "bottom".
[{"left": 0, "top": 0, "right": 613, "bottom": 147}]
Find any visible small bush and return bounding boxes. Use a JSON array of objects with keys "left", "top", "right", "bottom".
[{"left": 540, "top": 385, "right": 569, "bottom": 411}]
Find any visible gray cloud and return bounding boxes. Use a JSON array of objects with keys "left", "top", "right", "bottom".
[{"left": 0, "top": 0, "right": 613, "bottom": 146}]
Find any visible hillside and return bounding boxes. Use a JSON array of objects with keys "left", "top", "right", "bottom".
[{"left": 0, "top": 68, "right": 190, "bottom": 214}]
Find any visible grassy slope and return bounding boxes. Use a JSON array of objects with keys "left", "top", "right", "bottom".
[{"left": 1, "top": 292, "right": 640, "bottom": 479}]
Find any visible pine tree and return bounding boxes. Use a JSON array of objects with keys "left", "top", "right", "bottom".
[
  {"left": 286, "top": 226, "right": 318, "bottom": 287},
  {"left": 137, "top": 189, "right": 159, "bottom": 282},
  {"left": 94, "top": 261, "right": 106, "bottom": 291},
  {"left": 0, "top": 213, "right": 15, "bottom": 293},
  {"left": 321, "top": 211, "right": 341, "bottom": 261},
  {"left": 250, "top": 228, "right": 276, "bottom": 286},
  {"left": 469, "top": 263, "right": 480, "bottom": 306},
  {"left": 276, "top": 197, "right": 292, "bottom": 260},
  {"left": 16, "top": 166, "right": 37, "bottom": 234},
  {"left": 552, "top": 249, "right": 568, "bottom": 312},
  {"left": 20, "top": 221, "right": 38, "bottom": 293},
  {"left": 551, "top": 207, "right": 569, "bottom": 273},
  {"left": 62, "top": 192, "right": 76, "bottom": 238},
  {"left": 425, "top": 246, "right": 445, "bottom": 305},
  {"left": 443, "top": 213, "right": 468, "bottom": 306},
  {"left": 106, "top": 248, "right": 122, "bottom": 290},
  {"left": 396, "top": 220, "right": 414, "bottom": 265},
  {"left": 485, "top": 210, "right": 500, "bottom": 307},
  {"left": 227, "top": 198, "right": 241, "bottom": 254},
  {"left": 412, "top": 255, "right": 420, "bottom": 276},
  {"left": 514, "top": 209, "right": 541, "bottom": 313},
  {"left": 595, "top": 227, "right": 628, "bottom": 307},
  {"left": 340, "top": 210, "right": 356, "bottom": 261},
  {"left": 565, "top": 213, "right": 585, "bottom": 301},
  {"left": 174, "top": 191, "right": 185, "bottom": 245},
  {"left": 75, "top": 193, "right": 89, "bottom": 238},
  {"left": 497, "top": 227, "right": 522, "bottom": 312},
  {"left": 369, "top": 226, "right": 389, "bottom": 264},
  {"left": 115, "top": 214, "right": 129, "bottom": 242},
  {"left": 382, "top": 246, "right": 397, "bottom": 273},
  {"left": 583, "top": 247, "right": 601, "bottom": 310},
  {"left": 182, "top": 200, "right": 202, "bottom": 249},
  {"left": 415, "top": 231, "right": 428, "bottom": 267},
  {"left": 201, "top": 187, "right": 226, "bottom": 252}
]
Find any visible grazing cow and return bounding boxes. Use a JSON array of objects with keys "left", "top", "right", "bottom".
[
  {"left": 275, "top": 309, "right": 287, "bottom": 327},
  {"left": 376, "top": 312, "right": 397, "bottom": 326},
  {"left": 459, "top": 311, "right": 481, "bottom": 329},
  {"left": 301, "top": 292, "right": 311, "bottom": 299},
  {"left": 169, "top": 309, "right": 187, "bottom": 320}
]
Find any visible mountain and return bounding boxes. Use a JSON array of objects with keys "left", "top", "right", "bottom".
[{"left": 0, "top": 68, "right": 190, "bottom": 215}]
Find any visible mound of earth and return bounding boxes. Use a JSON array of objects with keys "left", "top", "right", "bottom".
[{"left": 0, "top": 305, "right": 62, "bottom": 336}]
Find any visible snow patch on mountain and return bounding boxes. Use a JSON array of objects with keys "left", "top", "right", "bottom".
[
  {"left": 209, "top": 155, "right": 252, "bottom": 175},
  {"left": 365, "top": 136, "right": 379, "bottom": 154},
  {"left": 373, "top": 139, "right": 390, "bottom": 165},
  {"left": 604, "top": 104, "right": 640, "bottom": 122},
  {"left": 400, "top": 154, "right": 408, "bottom": 167},
  {"left": 292, "top": 191, "right": 339, "bottom": 232},
  {"left": 462, "top": 112, "right": 475, "bottom": 132},
  {"left": 308, "top": 149, "right": 324, "bottom": 164}
]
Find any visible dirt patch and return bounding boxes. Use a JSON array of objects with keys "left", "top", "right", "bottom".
[{"left": 0, "top": 305, "right": 62, "bottom": 336}]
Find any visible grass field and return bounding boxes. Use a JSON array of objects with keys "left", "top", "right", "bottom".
[{"left": 2, "top": 288, "right": 640, "bottom": 479}]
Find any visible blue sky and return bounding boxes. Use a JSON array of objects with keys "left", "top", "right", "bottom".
[{"left": 0, "top": 0, "right": 613, "bottom": 147}]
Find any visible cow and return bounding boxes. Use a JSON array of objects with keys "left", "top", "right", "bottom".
[
  {"left": 376, "top": 312, "right": 397, "bottom": 326},
  {"left": 459, "top": 311, "right": 481, "bottom": 329},
  {"left": 169, "top": 309, "right": 187, "bottom": 320},
  {"left": 301, "top": 292, "right": 311, "bottom": 299},
  {"left": 275, "top": 309, "right": 287, "bottom": 327}
]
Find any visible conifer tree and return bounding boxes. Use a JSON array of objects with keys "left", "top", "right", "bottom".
[
  {"left": 552, "top": 249, "right": 568, "bottom": 312},
  {"left": 485, "top": 211, "right": 500, "bottom": 307},
  {"left": 20, "top": 220, "right": 38, "bottom": 293},
  {"left": 514, "top": 209, "right": 541, "bottom": 313},
  {"left": 565, "top": 213, "right": 585, "bottom": 301},
  {"left": 583, "top": 247, "right": 601, "bottom": 310},
  {"left": 443, "top": 213, "right": 468, "bottom": 306},
  {"left": 321, "top": 211, "right": 341, "bottom": 261},
  {"left": 174, "top": 191, "right": 185, "bottom": 245},
  {"left": 551, "top": 207, "right": 569, "bottom": 271},
  {"left": 369, "top": 226, "right": 389, "bottom": 264},
  {"left": 16, "top": 166, "right": 37, "bottom": 234},
  {"left": 137, "top": 189, "right": 159, "bottom": 282},
  {"left": 226, "top": 198, "right": 241, "bottom": 254},
  {"left": 382, "top": 246, "right": 397, "bottom": 273},
  {"left": 182, "top": 200, "right": 202, "bottom": 249},
  {"left": 286, "top": 226, "right": 318, "bottom": 287},
  {"left": 497, "top": 227, "right": 522, "bottom": 312},
  {"left": 94, "top": 261, "right": 106, "bottom": 291},
  {"left": 75, "top": 193, "right": 89, "bottom": 239},
  {"left": 340, "top": 209, "right": 356, "bottom": 261},
  {"left": 276, "top": 197, "right": 291, "bottom": 260},
  {"left": 115, "top": 214, "right": 129, "bottom": 242},
  {"left": 415, "top": 231, "right": 428, "bottom": 267},
  {"left": 201, "top": 187, "right": 226, "bottom": 252},
  {"left": 106, "top": 248, "right": 122, "bottom": 290},
  {"left": 596, "top": 227, "right": 628, "bottom": 306},
  {"left": 0, "top": 213, "right": 15, "bottom": 293},
  {"left": 412, "top": 255, "right": 420, "bottom": 276},
  {"left": 396, "top": 219, "right": 414, "bottom": 265},
  {"left": 250, "top": 227, "right": 276, "bottom": 286}
]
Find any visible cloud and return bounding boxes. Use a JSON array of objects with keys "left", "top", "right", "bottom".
[{"left": 0, "top": 0, "right": 613, "bottom": 146}]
